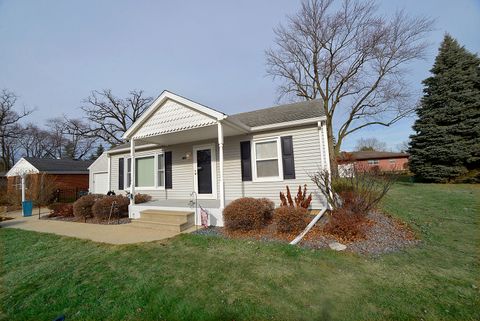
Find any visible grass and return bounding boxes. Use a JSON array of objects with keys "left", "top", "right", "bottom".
[{"left": 1, "top": 183, "right": 479, "bottom": 321}]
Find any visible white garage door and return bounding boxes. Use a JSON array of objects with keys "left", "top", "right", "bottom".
[{"left": 93, "top": 172, "right": 108, "bottom": 194}]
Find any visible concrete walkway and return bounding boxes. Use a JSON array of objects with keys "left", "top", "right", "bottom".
[{"left": 0, "top": 209, "right": 197, "bottom": 245}]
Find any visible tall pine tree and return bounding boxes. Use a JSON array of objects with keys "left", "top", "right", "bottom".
[{"left": 409, "top": 35, "right": 480, "bottom": 183}]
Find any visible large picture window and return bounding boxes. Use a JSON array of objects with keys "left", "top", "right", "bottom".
[
  {"left": 135, "top": 156, "right": 154, "bottom": 187},
  {"left": 253, "top": 138, "right": 282, "bottom": 180}
]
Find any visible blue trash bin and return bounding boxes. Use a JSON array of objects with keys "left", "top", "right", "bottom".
[{"left": 22, "top": 201, "right": 33, "bottom": 217}]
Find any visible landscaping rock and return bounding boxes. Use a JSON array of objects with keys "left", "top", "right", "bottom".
[{"left": 328, "top": 241, "right": 347, "bottom": 251}]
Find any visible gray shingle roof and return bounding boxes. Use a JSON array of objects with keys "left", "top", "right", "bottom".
[
  {"left": 108, "top": 99, "right": 325, "bottom": 152},
  {"left": 229, "top": 99, "right": 324, "bottom": 127},
  {"left": 24, "top": 157, "right": 93, "bottom": 173}
]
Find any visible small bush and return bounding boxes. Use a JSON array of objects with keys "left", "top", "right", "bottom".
[
  {"left": 273, "top": 206, "right": 308, "bottom": 233},
  {"left": 92, "top": 195, "right": 129, "bottom": 220},
  {"left": 223, "top": 197, "right": 274, "bottom": 231},
  {"left": 258, "top": 198, "right": 275, "bottom": 220},
  {"left": 135, "top": 193, "right": 152, "bottom": 204},
  {"left": 279, "top": 185, "right": 312, "bottom": 209},
  {"left": 323, "top": 208, "right": 367, "bottom": 242},
  {"left": 73, "top": 194, "right": 104, "bottom": 220},
  {"left": 48, "top": 203, "right": 74, "bottom": 217}
]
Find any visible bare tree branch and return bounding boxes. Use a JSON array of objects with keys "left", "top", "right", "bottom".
[{"left": 265, "top": 0, "right": 434, "bottom": 173}]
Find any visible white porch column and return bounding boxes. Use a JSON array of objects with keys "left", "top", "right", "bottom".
[
  {"left": 217, "top": 121, "right": 225, "bottom": 209},
  {"left": 130, "top": 139, "right": 136, "bottom": 205},
  {"left": 21, "top": 174, "right": 26, "bottom": 203}
]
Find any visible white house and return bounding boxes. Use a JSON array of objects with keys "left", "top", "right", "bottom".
[{"left": 92, "top": 90, "right": 330, "bottom": 229}]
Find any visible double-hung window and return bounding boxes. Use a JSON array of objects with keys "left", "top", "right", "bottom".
[
  {"left": 157, "top": 153, "right": 165, "bottom": 188},
  {"left": 253, "top": 138, "right": 282, "bottom": 181},
  {"left": 368, "top": 159, "right": 379, "bottom": 165}
]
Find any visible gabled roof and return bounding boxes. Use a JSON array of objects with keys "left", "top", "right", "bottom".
[
  {"left": 339, "top": 151, "right": 409, "bottom": 161},
  {"left": 229, "top": 99, "right": 324, "bottom": 127},
  {"left": 20, "top": 157, "right": 92, "bottom": 173},
  {"left": 122, "top": 90, "right": 326, "bottom": 141},
  {"left": 123, "top": 90, "right": 227, "bottom": 140}
]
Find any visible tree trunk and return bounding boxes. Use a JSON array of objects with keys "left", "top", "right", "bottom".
[{"left": 326, "top": 119, "right": 338, "bottom": 177}]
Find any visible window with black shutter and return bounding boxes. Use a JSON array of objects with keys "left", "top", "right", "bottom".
[
  {"left": 240, "top": 141, "right": 252, "bottom": 181},
  {"left": 281, "top": 136, "right": 295, "bottom": 179},
  {"left": 165, "top": 151, "right": 172, "bottom": 189},
  {"left": 118, "top": 158, "right": 124, "bottom": 190}
]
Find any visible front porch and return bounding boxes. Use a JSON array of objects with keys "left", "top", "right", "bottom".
[
  {"left": 129, "top": 198, "right": 224, "bottom": 226},
  {"left": 120, "top": 92, "right": 249, "bottom": 226}
]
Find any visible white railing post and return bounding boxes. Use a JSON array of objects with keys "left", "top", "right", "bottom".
[
  {"left": 130, "top": 139, "right": 136, "bottom": 206},
  {"left": 217, "top": 121, "right": 225, "bottom": 209}
]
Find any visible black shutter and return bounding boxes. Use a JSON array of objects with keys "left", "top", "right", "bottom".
[
  {"left": 240, "top": 141, "right": 252, "bottom": 181},
  {"left": 281, "top": 136, "right": 295, "bottom": 179},
  {"left": 118, "top": 158, "right": 124, "bottom": 190},
  {"left": 165, "top": 151, "right": 172, "bottom": 189}
]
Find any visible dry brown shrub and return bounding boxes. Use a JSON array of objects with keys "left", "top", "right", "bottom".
[
  {"left": 223, "top": 197, "right": 274, "bottom": 231},
  {"left": 73, "top": 194, "right": 104, "bottom": 221},
  {"left": 48, "top": 203, "right": 74, "bottom": 217},
  {"left": 134, "top": 193, "right": 152, "bottom": 204},
  {"left": 92, "top": 195, "right": 130, "bottom": 220},
  {"left": 273, "top": 206, "right": 308, "bottom": 233},
  {"left": 323, "top": 208, "right": 368, "bottom": 243}
]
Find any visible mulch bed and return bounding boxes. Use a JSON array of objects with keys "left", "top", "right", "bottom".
[
  {"left": 40, "top": 214, "right": 131, "bottom": 225},
  {"left": 195, "top": 211, "right": 419, "bottom": 256}
]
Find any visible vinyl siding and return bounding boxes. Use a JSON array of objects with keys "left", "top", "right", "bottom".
[{"left": 109, "top": 124, "right": 328, "bottom": 208}]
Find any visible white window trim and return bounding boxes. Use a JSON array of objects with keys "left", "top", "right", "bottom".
[
  {"left": 368, "top": 159, "right": 379, "bottom": 165},
  {"left": 123, "top": 151, "right": 167, "bottom": 191},
  {"left": 251, "top": 137, "right": 283, "bottom": 182},
  {"left": 157, "top": 152, "right": 166, "bottom": 189}
]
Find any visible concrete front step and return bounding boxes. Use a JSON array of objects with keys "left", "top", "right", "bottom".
[
  {"left": 133, "top": 210, "right": 195, "bottom": 232},
  {"left": 131, "top": 219, "right": 194, "bottom": 232}
]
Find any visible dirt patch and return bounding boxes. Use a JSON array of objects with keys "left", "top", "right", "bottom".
[
  {"left": 40, "top": 215, "right": 131, "bottom": 225},
  {"left": 0, "top": 216, "right": 14, "bottom": 222},
  {"left": 194, "top": 211, "right": 419, "bottom": 256}
]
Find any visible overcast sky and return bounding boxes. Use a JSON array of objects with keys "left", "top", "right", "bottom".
[{"left": 1, "top": 0, "right": 479, "bottom": 150}]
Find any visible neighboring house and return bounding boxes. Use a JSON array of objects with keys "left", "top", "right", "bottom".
[
  {"left": 0, "top": 171, "right": 6, "bottom": 192},
  {"left": 338, "top": 151, "right": 409, "bottom": 174},
  {"left": 97, "top": 90, "right": 331, "bottom": 227},
  {"left": 6, "top": 157, "right": 93, "bottom": 202},
  {"left": 88, "top": 152, "right": 109, "bottom": 194}
]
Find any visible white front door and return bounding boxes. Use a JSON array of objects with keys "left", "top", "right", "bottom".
[{"left": 193, "top": 144, "right": 217, "bottom": 199}]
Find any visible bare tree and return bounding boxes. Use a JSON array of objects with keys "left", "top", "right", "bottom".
[
  {"left": 265, "top": 0, "right": 433, "bottom": 173},
  {"left": 355, "top": 137, "right": 387, "bottom": 152},
  {"left": 81, "top": 89, "right": 153, "bottom": 145},
  {"left": 395, "top": 140, "right": 409, "bottom": 153},
  {"left": 0, "top": 90, "right": 34, "bottom": 170},
  {"left": 62, "top": 117, "right": 98, "bottom": 159}
]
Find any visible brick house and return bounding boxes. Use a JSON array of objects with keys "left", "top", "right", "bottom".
[
  {"left": 6, "top": 157, "right": 93, "bottom": 202},
  {"left": 338, "top": 151, "right": 409, "bottom": 173}
]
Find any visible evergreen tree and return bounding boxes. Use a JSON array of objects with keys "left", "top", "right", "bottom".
[{"left": 409, "top": 35, "right": 480, "bottom": 183}]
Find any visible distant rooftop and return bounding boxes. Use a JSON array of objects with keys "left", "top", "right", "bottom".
[
  {"left": 23, "top": 157, "right": 93, "bottom": 173},
  {"left": 339, "top": 151, "right": 409, "bottom": 161}
]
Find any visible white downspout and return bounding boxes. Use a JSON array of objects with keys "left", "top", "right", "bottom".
[
  {"left": 217, "top": 121, "right": 225, "bottom": 210},
  {"left": 290, "top": 208, "right": 327, "bottom": 245},
  {"left": 290, "top": 120, "right": 331, "bottom": 245},
  {"left": 130, "top": 139, "right": 136, "bottom": 206}
]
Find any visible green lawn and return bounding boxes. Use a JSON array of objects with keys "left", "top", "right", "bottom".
[{"left": 1, "top": 183, "right": 479, "bottom": 321}]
